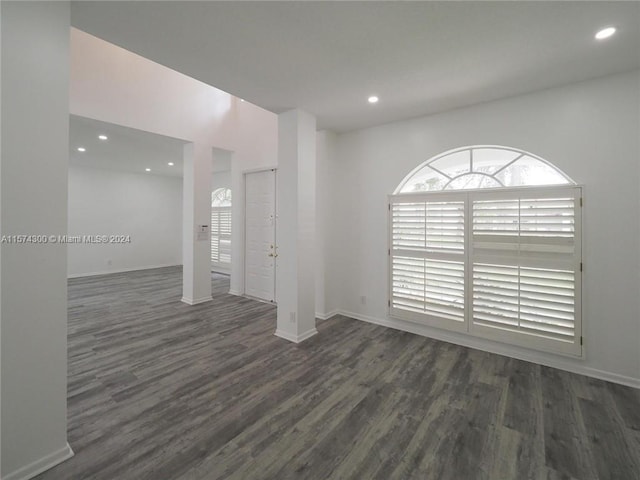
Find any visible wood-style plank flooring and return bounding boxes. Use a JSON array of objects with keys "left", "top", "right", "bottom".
[{"left": 36, "top": 266, "right": 640, "bottom": 480}]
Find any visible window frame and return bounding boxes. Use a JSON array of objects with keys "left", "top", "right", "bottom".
[{"left": 388, "top": 184, "right": 583, "bottom": 357}]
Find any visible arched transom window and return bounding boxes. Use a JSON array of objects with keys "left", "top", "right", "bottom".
[
  {"left": 389, "top": 146, "right": 581, "bottom": 357},
  {"left": 212, "top": 187, "right": 232, "bottom": 207},
  {"left": 396, "top": 145, "right": 574, "bottom": 193}
]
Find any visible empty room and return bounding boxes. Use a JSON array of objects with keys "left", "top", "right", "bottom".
[{"left": 1, "top": 2, "right": 639, "bottom": 480}]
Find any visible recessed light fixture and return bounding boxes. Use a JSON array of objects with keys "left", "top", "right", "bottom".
[
  {"left": 98, "top": 134, "right": 108, "bottom": 140},
  {"left": 168, "top": 162, "right": 174, "bottom": 166},
  {"left": 368, "top": 95, "right": 379, "bottom": 104},
  {"left": 77, "top": 147, "right": 86, "bottom": 152},
  {"left": 240, "top": 98, "right": 245, "bottom": 102},
  {"left": 145, "top": 168, "right": 151, "bottom": 172},
  {"left": 595, "top": 27, "right": 616, "bottom": 40}
]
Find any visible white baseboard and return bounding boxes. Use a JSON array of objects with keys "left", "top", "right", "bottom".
[
  {"left": 4, "top": 443, "right": 74, "bottom": 480},
  {"left": 315, "top": 309, "right": 339, "bottom": 321},
  {"left": 274, "top": 327, "right": 318, "bottom": 343},
  {"left": 181, "top": 296, "right": 213, "bottom": 305},
  {"left": 228, "top": 289, "right": 242, "bottom": 296},
  {"left": 338, "top": 309, "right": 640, "bottom": 389},
  {"left": 68, "top": 263, "right": 181, "bottom": 278}
]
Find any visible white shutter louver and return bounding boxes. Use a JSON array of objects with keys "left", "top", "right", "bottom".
[
  {"left": 390, "top": 195, "right": 466, "bottom": 330},
  {"left": 472, "top": 263, "right": 519, "bottom": 328},
  {"left": 389, "top": 186, "right": 581, "bottom": 357},
  {"left": 470, "top": 188, "right": 581, "bottom": 355},
  {"left": 219, "top": 209, "right": 232, "bottom": 264},
  {"left": 211, "top": 206, "right": 232, "bottom": 268},
  {"left": 519, "top": 266, "right": 575, "bottom": 340},
  {"left": 211, "top": 210, "right": 221, "bottom": 263},
  {"left": 392, "top": 257, "right": 465, "bottom": 321}
]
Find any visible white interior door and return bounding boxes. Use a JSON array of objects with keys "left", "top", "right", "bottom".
[{"left": 245, "top": 169, "right": 276, "bottom": 302}]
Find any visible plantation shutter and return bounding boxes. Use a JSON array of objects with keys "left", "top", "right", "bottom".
[
  {"left": 211, "top": 207, "right": 232, "bottom": 266},
  {"left": 389, "top": 193, "right": 467, "bottom": 331},
  {"left": 211, "top": 210, "right": 221, "bottom": 263},
  {"left": 470, "top": 187, "right": 581, "bottom": 355},
  {"left": 389, "top": 185, "right": 581, "bottom": 357},
  {"left": 219, "top": 208, "right": 232, "bottom": 264}
]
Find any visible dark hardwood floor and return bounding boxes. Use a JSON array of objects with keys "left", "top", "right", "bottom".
[{"left": 35, "top": 266, "right": 640, "bottom": 480}]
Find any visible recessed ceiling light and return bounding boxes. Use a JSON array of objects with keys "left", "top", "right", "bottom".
[
  {"left": 98, "top": 134, "right": 108, "bottom": 140},
  {"left": 240, "top": 98, "right": 245, "bottom": 102},
  {"left": 77, "top": 147, "right": 86, "bottom": 152},
  {"left": 368, "top": 96, "right": 379, "bottom": 104},
  {"left": 145, "top": 168, "right": 151, "bottom": 172},
  {"left": 168, "top": 162, "right": 174, "bottom": 166},
  {"left": 595, "top": 27, "right": 616, "bottom": 40}
]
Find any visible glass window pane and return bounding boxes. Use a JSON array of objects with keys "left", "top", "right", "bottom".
[
  {"left": 472, "top": 148, "right": 521, "bottom": 174},
  {"left": 430, "top": 150, "right": 471, "bottom": 178},
  {"left": 396, "top": 147, "right": 573, "bottom": 193},
  {"left": 400, "top": 166, "right": 448, "bottom": 192},
  {"left": 212, "top": 188, "right": 232, "bottom": 207},
  {"left": 445, "top": 173, "right": 502, "bottom": 190},
  {"left": 494, "top": 156, "right": 570, "bottom": 187}
]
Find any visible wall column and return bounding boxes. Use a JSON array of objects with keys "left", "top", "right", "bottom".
[
  {"left": 182, "top": 142, "right": 213, "bottom": 304},
  {"left": 1, "top": 2, "right": 74, "bottom": 478},
  {"left": 275, "top": 109, "right": 317, "bottom": 342}
]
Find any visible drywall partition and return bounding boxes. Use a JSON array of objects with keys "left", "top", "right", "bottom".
[
  {"left": 67, "top": 166, "right": 183, "bottom": 277},
  {"left": 330, "top": 71, "right": 640, "bottom": 387},
  {"left": 70, "top": 29, "right": 236, "bottom": 150},
  {"left": 275, "top": 110, "right": 317, "bottom": 343},
  {"left": 70, "top": 27, "right": 276, "bottom": 200},
  {"left": 70, "top": 28, "right": 278, "bottom": 299},
  {"left": 1, "top": 2, "right": 74, "bottom": 479},
  {"left": 182, "top": 142, "right": 214, "bottom": 305},
  {"left": 229, "top": 102, "right": 278, "bottom": 295},
  {"left": 316, "top": 130, "right": 340, "bottom": 319},
  {"left": 212, "top": 171, "right": 232, "bottom": 191}
]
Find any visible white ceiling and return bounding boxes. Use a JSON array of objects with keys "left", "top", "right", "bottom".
[
  {"left": 69, "top": 116, "right": 233, "bottom": 176},
  {"left": 70, "top": 1, "right": 640, "bottom": 133},
  {"left": 69, "top": 115, "right": 186, "bottom": 177}
]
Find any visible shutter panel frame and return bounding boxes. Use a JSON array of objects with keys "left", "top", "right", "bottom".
[
  {"left": 389, "top": 191, "right": 468, "bottom": 332},
  {"left": 389, "top": 185, "right": 582, "bottom": 358},
  {"left": 469, "top": 186, "right": 581, "bottom": 356}
]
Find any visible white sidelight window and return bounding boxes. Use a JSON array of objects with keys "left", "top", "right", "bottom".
[
  {"left": 211, "top": 188, "right": 232, "bottom": 272},
  {"left": 390, "top": 146, "right": 582, "bottom": 356}
]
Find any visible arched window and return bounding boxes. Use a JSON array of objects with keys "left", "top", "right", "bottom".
[
  {"left": 212, "top": 187, "right": 232, "bottom": 207},
  {"left": 390, "top": 146, "right": 582, "bottom": 356},
  {"left": 396, "top": 145, "right": 574, "bottom": 193},
  {"left": 211, "top": 188, "right": 232, "bottom": 271}
]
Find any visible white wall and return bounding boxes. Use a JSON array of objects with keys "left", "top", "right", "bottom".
[
  {"left": 69, "top": 29, "right": 236, "bottom": 149},
  {"left": 316, "top": 130, "right": 340, "bottom": 318},
  {"left": 1, "top": 2, "right": 73, "bottom": 478},
  {"left": 329, "top": 70, "right": 640, "bottom": 387},
  {"left": 68, "top": 166, "right": 182, "bottom": 277},
  {"left": 70, "top": 28, "right": 278, "bottom": 298},
  {"left": 212, "top": 170, "right": 232, "bottom": 192},
  {"left": 229, "top": 104, "right": 278, "bottom": 295}
]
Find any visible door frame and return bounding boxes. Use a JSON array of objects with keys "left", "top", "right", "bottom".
[{"left": 243, "top": 167, "right": 277, "bottom": 303}]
